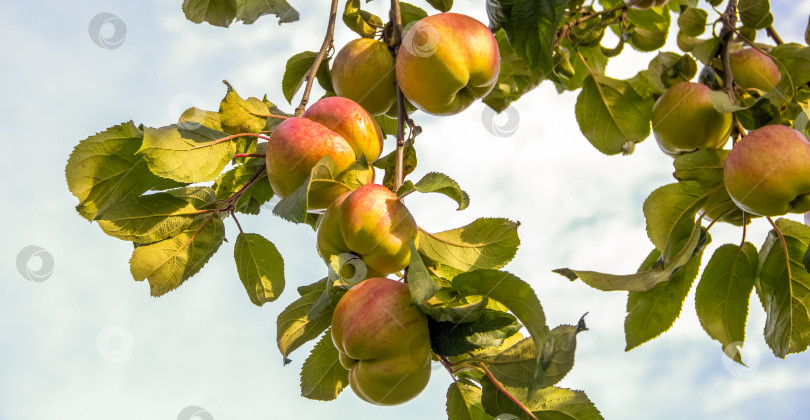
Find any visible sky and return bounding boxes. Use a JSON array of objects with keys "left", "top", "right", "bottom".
[{"left": 1, "top": 0, "right": 810, "bottom": 419}]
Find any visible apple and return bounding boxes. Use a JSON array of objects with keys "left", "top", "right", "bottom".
[
  {"left": 396, "top": 12, "right": 500, "bottom": 116},
  {"left": 331, "top": 277, "right": 432, "bottom": 406},
  {"left": 633, "top": 0, "right": 669, "bottom": 9},
  {"left": 265, "top": 97, "right": 383, "bottom": 208},
  {"left": 317, "top": 184, "right": 417, "bottom": 275},
  {"left": 652, "top": 82, "right": 733, "bottom": 156},
  {"left": 331, "top": 38, "right": 397, "bottom": 116},
  {"left": 728, "top": 48, "right": 781, "bottom": 92},
  {"left": 724, "top": 125, "right": 810, "bottom": 216}
]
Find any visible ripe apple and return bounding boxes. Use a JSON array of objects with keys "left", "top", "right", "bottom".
[
  {"left": 331, "top": 38, "right": 397, "bottom": 116},
  {"left": 633, "top": 0, "right": 669, "bottom": 9},
  {"left": 317, "top": 184, "right": 417, "bottom": 275},
  {"left": 728, "top": 48, "right": 782, "bottom": 92},
  {"left": 652, "top": 82, "right": 733, "bottom": 156},
  {"left": 396, "top": 13, "right": 500, "bottom": 116},
  {"left": 724, "top": 125, "right": 810, "bottom": 216},
  {"left": 265, "top": 97, "right": 382, "bottom": 208},
  {"left": 331, "top": 277, "right": 432, "bottom": 406}
]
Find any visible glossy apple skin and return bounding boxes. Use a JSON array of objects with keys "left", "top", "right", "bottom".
[
  {"left": 331, "top": 39, "right": 397, "bottom": 116},
  {"left": 729, "top": 48, "right": 782, "bottom": 92},
  {"left": 724, "top": 125, "right": 810, "bottom": 216},
  {"left": 302, "top": 96, "right": 384, "bottom": 163},
  {"left": 396, "top": 13, "right": 500, "bottom": 116},
  {"left": 331, "top": 278, "right": 431, "bottom": 406},
  {"left": 652, "top": 82, "right": 733, "bottom": 156},
  {"left": 317, "top": 184, "right": 417, "bottom": 275},
  {"left": 633, "top": 0, "right": 669, "bottom": 9}
]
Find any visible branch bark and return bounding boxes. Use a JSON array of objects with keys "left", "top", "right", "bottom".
[
  {"left": 390, "top": 0, "right": 407, "bottom": 193},
  {"left": 719, "top": 0, "right": 738, "bottom": 103},
  {"left": 293, "top": 0, "right": 339, "bottom": 117}
]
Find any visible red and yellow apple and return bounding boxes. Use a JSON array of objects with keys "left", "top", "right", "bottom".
[
  {"left": 331, "top": 38, "right": 397, "bottom": 116},
  {"left": 331, "top": 277, "right": 432, "bottom": 406},
  {"left": 728, "top": 47, "right": 781, "bottom": 92},
  {"left": 317, "top": 184, "right": 417, "bottom": 275},
  {"left": 652, "top": 82, "right": 733, "bottom": 156},
  {"left": 633, "top": 0, "right": 669, "bottom": 9},
  {"left": 396, "top": 13, "right": 500, "bottom": 116},
  {"left": 724, "top": 125, "right": 810, "bottom": 216},
  {"left": 265, "top": 97, "right": 383, "bottom": 208}
]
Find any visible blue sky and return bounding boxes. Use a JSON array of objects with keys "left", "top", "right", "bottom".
[{"left": 1, "top": 1, "right": 810, "bottom": 419}]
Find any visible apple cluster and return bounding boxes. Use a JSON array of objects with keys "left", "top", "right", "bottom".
[
  {"left": 651, "top": 46, "right": 810, "bottom": 220},
  {"left": 264, "top": 12, "right": 500, "bottom": 405}
]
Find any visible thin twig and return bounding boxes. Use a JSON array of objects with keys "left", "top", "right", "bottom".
[
  {"left": 719, "top": 0, "right": 739, "bottom": 103},
  {"left": 555, "top": 0, "right": 644, "bottom": 48},
  {"left": 293, "top": 0, "right": 339, "bottom": 117},
  {"left": 479, "top": 362, "right": 539, "bottom": 420},
  {"left": 390, "top": 0, "right": 407, "bottom": 192},
  {"left": 766, "top": 26, "right": 784, "bottom": 45}
]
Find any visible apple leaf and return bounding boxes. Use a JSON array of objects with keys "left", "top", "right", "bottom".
[
  {"left": 234, "top": 233, "right": 285, "bottom": 306},
  {"left": 425, "top": 0, "right": 453, "bottom": 12},
  {"left": 694, "top": 243, "right": 758, "bottom": 362},
  {"left": 97, "top": 187, "right": 216, "bottom": 243},
  {"left": 138, "top": 124, "right": 237, "bottom": 183},
  {"left": 417, "top": 218, "right": 520, "bottom": 272},
  {"left": 757, "top": 218, "right": 810, "bottom": 357},
  {"left": 277, "top": 282, "right": 344, "bottom": 361},
  {"left": 481, "top": 377, "right": 603, "bottom": 420},
  {"left": 625, "top": 234, "right": 707, "bottom": 351},
  {"left": 495, "top": 0, "right": 567, "bottom": 78},
  {"left": 692, "top": 38, "right": 721, "bottom": 66},
  {"left": 373, "top": 114, "right": 398, "bottom": 137},
  {"left": 446, "top": 381, "right": 490, "bottom": 420},
  {"left": 397, "top": 172, "right": 470, "bottom": 210},
  {"left": 429, "top": 309, "right": 521, "bottom": 357},
  {"left": 555, "top": 43, "right": 609, "bottom": 93},
  {"left": 673, "top": 149, "right": 727, "bottom": 187},
  {"left": 768, "top": 43, "right": 810, "bottom": 103},
  {"left": 408, "top": 240, "right": 442, "bottom": 304},
  {"left": 178, "top": 107, "right": 223, "bottom": 131},
  {"left": 219, "top": 82, "right": 271, "bottom": 134},
  {"left": 646, "top": 52, "right": 698, "bottom": 94},
  {"left": 282, "top": 51, "right": 332, "bottom": 104},
  {"left": 342, "top": 0, "right": 383, "bottom": 38},
  {"left": 299, "top": 330, "right": 349, "bottom": 401},
  {"left": 538, "top": 319, "right": 587, "bottom": 389},
  {"left": 575, "top": 75, "right": 652, "bottom": 156},
  {"left": 65, "top": 122, "right": 183, "bottom": 221},
  {"left": 677, "top": 7, "right": 708, "bottom": 37},
  {"left": 643, "top": 181, "right": 709, "bottom": 259},
  {"left": 400, "top": 3, "right": 428, "bottom": 27},
  {"left": 272, "top": 156, "right": 344, "bottom": 224},
  {"left": 182, "top": 0, "right": 299, "bottom": 27},
  {"left": 626, "top": 7, "right": 670, "bottom": 52},
  {"left": 213, "top": 157, "right": 273, "bottom": 215},
  {"left": 738, "top": 0, "right": 773, "bottom": 30},
  {"left": 129, "top": 215, "right": 225, "bottom": 297},
  {"left": 483, "top": 29, "right": 544, "bottom": 113},
  {"left": 373, "top": 139, "right": 417, "bottom": 190}
]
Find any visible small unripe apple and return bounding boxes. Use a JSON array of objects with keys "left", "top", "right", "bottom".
[
  {"left": 396, "top": 13, "right": 500, "bottom": 116},
  {"left": 652, "top": 82, "right": 733, "bottom": 156},
  {"left": 633, "top": 0, "right": 669, "bottom": 9},
  {"left": 317, "top": 184, "right": 417, "bottom": 275},
  {"left": 331, "top": 38, "right": 397, "bottom": 116},
  {"left": 728, "top": 48, "right": 781, "bottom": 92},
  {"left": 724, "top": 125, "right": 810, "bottom": 216},
  {"left": 265, "top": 97, "right": 382, "bottom": 208},
  {"left": 331, "top": 277, "right": 432, "bottom": 406}
]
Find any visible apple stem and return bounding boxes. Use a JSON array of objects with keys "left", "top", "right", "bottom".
[
  {"left": 389, "top": 0, "right": 407, "bottom": 193},
  {"left": 234, "top": 153, "right": 266, "bottom": 158},
  {"left": 231, "top": 210, "right": 245, "bottom": 234},
  {"left": 740, "top": 215, "right": 748, "bottom": 247},
  {"left": 293, "top": 0, "right": 339, "bottom": 117},
  {"left": 766, "top": 26, "right": 784, "bottom": 45},
  {"left": 479, "top": 362, "right": 540, "bottom": 420},
  {"left": 766, "top": 217, "right": 793, "bottom": 286},
  {"left": 191, "top": 132, "right": 271, "bottom": 149}
]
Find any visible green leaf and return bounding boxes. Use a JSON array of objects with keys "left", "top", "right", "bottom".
[
  {"left": 178, "top": 107, "right": 222, "bottom": 131},
  {"left": 452, "top": 270, "right": 550, "bottom": 391},
  {"left": 342, "top": 0, "right": 384, "bottom": 38},
  {"left": 97, "top": 187, "right": 216, "bottom": 243},
  {"left": 272, "top": 156, "right": 344, "bottom": 224},
  {"left": 129, "top": 215, "right": 225, "bottom": 297},
  {"left": 300, "top": 330, "right": 349, "bottom": 401},
  {"left": 66, "top": 122, "right": 181, "bottom": 220},
  {"left": 643, "top": 181, "right": 709, "bottom": 259},
  {"left": 498, "top": 0, "right": 568, "bottom": 77},
  {"left": 691, "top": 38, "right": 721, "bottom": 66},
  {"left": 373, "top": 139, "right": 417, "bottom": 191},
  {"left": 677, "top": 7, "right": 707, "bottom": 37},
  {"left": 672, "top": 149, "right": 727, "bottom": 187},
  {"left": 429, "top": 309, "right": 521, "bottom": 357},
  {"left": 757, "top": 218, "right": 810, "bottom": 357},
  {"left": 481, "top": 378, "right": 603, "bottom": 420},
  {"left": 408, "top": 241, "right": 442, "bottom": 305},
  {"left": 219, "top": 82, "right": 271, "bottom": 135},
  {"left": 483, "top": 29, "right": 544, "bottom": 112},
  {"left": 401, "top": 3, "right": 428, "bottom": 27},
  {"left": 738, "top": 0, "right": 773, "bottom": 30},
  {"left": 213, "top": 158, "right": 273, "bottom": 215},
  {"left": 695, "top": 243, "right": 758, "bottom": 362},
  {"left": 182, "top": 0, "right": 299, "bottom": 27},
  {"left": 647, "top": 52, "right": 698, "bottom": 94},
  {"left": 627, "top": 7, "right": 670, "bottom": 52},
  {"left": 425, "top": 0, "right": 453, "bottom": 12},
  {"left": 539, "top": 320, "right": 588, "bottom": 389},
  {"left": 138, "top": 125, "right": 236, "bottom": 183},
  {"left": 575, "top": 75, "right": 652, "bottom": 155},
  {"left": 373, "top": 114, "right": 398, "bottom": 137},
  {"left": 447, "top": 381, "right": 490, "bottom": 420},
  {"left": 417, "top": 218, "right": 520, "bottom": 272},
  {"left": 769, "top": 43, "right": 810, "bottom": 103},
  {"left": 555, "top": 43, "right": 609, "bottom": 93},
  {"left": 234, "top": 233, "right": 285, "bottom": 306},
  {"left": 282, "top": 51, "right": 330, "bottom": 104},
  {"left": 277, "top": 284, "right": 343, "bottom": 360},
  {"left": 625, "top": 235, "right": 707, "bottom": 351},
  {"left": 398, "top": 172, "right": 470, "bottom": 210}
]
